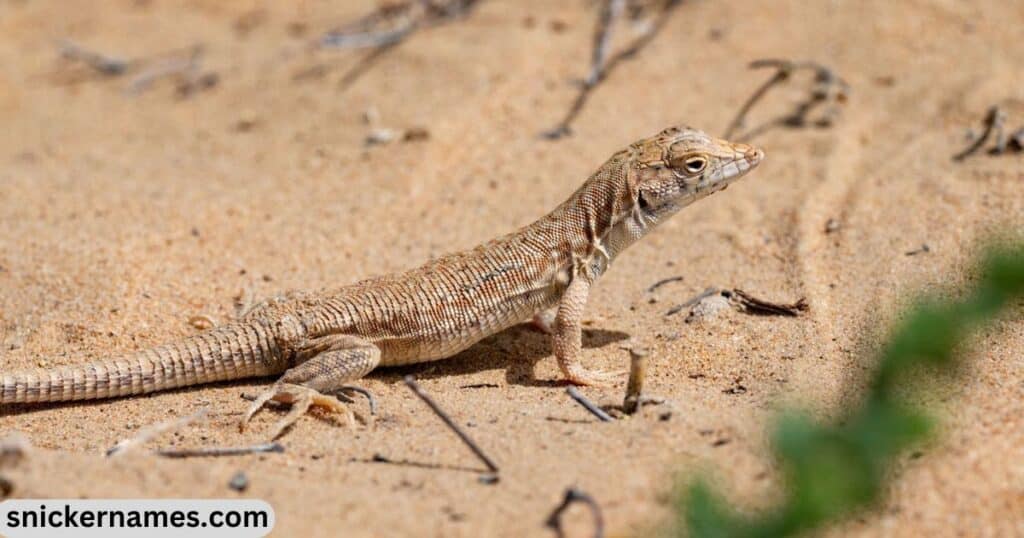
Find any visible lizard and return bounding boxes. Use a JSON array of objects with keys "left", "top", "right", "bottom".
[{"left": 0, "top": 126, "right": 763, "bottom": 438}]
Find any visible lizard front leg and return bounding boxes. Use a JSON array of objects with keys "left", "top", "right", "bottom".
[
  {"left": 241, "top": 334, "right": 381, "bottom": 439},
  {"left": 553, "top": 276, "right": 621, "bottom": 386}
]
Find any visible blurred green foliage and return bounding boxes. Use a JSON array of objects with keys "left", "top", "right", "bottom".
[{"left": 679, "top": 244, "right": 1024, "bottom": 538}]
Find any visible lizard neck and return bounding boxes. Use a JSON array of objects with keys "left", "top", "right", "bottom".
[{"left": 525, "top": 151, "right": 642, "bottom": 280}]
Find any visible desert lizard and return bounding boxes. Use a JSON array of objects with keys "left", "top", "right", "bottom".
[{"left": 1, "top": 126, "right": 763, "bottom": 438}]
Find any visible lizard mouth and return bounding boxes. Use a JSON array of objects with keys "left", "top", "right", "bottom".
[{"left": 707, "top": 147, "right": 764, "bottom": 192}]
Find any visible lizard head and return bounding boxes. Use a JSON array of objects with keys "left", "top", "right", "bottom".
[{"left": 629, "top": 126, "right": 763, "bottom": 225}]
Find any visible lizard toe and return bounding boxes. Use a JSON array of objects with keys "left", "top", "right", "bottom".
[
  {"left": 240, "top": 383, "right": 354, "bottom": 439},
  {"left": 564, "top": 368, "right": 626, "bottom": 387}
]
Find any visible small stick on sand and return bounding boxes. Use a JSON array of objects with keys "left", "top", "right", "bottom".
[
  {"left": 904, "top": 243, "right": 931, "bottom": 257},
  {"left": 58, "top": 39, "right": 131, "bottom": 76},
  {"left": 622, "top": 348, "right": 648, "bottom": 415},
  {"left": 566, "top": 386, "right": 613, "bottom": 422},
  {"left": 725, "top": 59, "right": 850, "bottom": 141},
  {"left": 320, "top": 26, "right": 415, "bottom": 50},
  {"left": 319, "top": 0, "right": 479, "bottom": 50},
  {"left": 106, "top": 408, "right": 209, "bottom": 457},
  {"left": 126, "top": 45, "right": 205, "bottom": 95},
  {"left": 953, "top": 105, "right": 1004, "bottom": 161},
  {"left": 156, "top": 442, "right": 284, "bottom": 459},
  {"left": 646, "top": 275, "right": 684, "bottom": 293},
  {"left": 665, "top": 286, "right": 721, "bottom": 316},
  {"left": 545, "top": 487, "right": 605, "bottom": 538},
  {"left": 726, "top": 289, "right": 808, "bottom": 317},
  {"left": 724, "top": 60, "right": 795, "bottom": 139},
  {"left": 404, "top": 375, "right": 499, "bottom": 473},
  {"left": 311, "top": 0, "right": 480, "bottom": 90}
]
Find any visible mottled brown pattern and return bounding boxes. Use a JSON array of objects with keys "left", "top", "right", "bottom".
[{"left": 2, "top": 126, "right": 762, "bottom": 434}]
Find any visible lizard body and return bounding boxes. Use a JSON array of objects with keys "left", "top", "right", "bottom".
[{"left": 1, "top": 126, "right": 763, "bottom": 437}]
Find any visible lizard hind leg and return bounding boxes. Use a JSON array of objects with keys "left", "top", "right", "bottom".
[{"left": 240, "top": 334, "right": 381, "bottom": 439}]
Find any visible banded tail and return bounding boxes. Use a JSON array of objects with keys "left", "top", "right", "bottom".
[{"left": 1, "top": 322, "right": 286, "bottom": 404}]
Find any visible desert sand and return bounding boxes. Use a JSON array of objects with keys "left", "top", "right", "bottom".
[{"left": 0, "top": 1, "right": 1022, "bottom": 536}]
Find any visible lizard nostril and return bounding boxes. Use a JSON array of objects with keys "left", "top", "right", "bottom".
[{"left": 745, "top": 148, "right": 764, "bottom": 165}]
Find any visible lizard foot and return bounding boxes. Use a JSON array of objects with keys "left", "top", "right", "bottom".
[
  {"left": 240, "top": 383, "right": 354, "bottom": 440},
  {"left": 564, "top": 367, "right": 626, "bottom": 387}
]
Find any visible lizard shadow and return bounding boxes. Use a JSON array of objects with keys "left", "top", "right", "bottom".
[{"left": 374, "top": 323, "right": 631, "bottom": 388}]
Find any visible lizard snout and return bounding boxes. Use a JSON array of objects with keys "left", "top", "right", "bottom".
[{"left": 740, "top": 145, "right": 764, "bottom": 167}]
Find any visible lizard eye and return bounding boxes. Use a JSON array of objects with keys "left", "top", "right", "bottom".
[{"left": 683, "top": 156, "right": 707, "bottom": 174}]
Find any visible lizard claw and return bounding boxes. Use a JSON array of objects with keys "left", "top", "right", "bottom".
[
  {"left": 564, "top": 367, "right": 626, "bottom": 387},
  {"left": 239, "top": 383, "right": 354, "bottom": 440}
]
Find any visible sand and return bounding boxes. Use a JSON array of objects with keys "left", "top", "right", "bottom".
[{"left": 1, "top": 1, "right": 1022, "bottom": 536}]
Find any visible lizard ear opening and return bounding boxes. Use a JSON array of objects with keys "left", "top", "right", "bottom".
[{"left": 638, "top": 190, "right": 652, "bottom": 212}]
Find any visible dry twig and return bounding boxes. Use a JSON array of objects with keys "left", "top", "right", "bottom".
[
  {"left": 58, "top": 39, "right": 130, "bottom": 76},
  {"left": 545, "top": 487, "right": 605, "bottom": 538},
  {"left": 126, "top": 45, "right": 206, "bottom": 95},
  {"left": 566, "top": 386, "right": 614, "bottom": 422},
  {"left": 667, "top": 287, "right": 807, "bottom": 317},
  {"left": 543, "top": 0, "right": 683, "bottom": 139},
  {"left": 647, "top": 275, "right": 684, "bottom": 293},
  {"left": 725, "top": 59, "right": 850, "bottom": 141},
  {"left": 905, "top": 244, "right": 931, "bottom": 257},
  {"left": 157, "top": 442, "right": 284, "bottom": 459},
  {"left": 622, "top": 348, "right": 647, "bottom": 414},
  {"left": 58, "top": 40, "right": 215, "bottom": 97},
  {"left": 727, "top": 289, "right": 808, "bottom": 317},
  {"left": 587, "top": 0, "right": 627, "bottom": 86},
  {"left": 404, "top": 375, "right": 499, "bottom": 473},
  {"left": 308, "top": 0, "right": 481, "bottom": 90},
  {"left": 952, "top": 106, "right": 1006, "bottom": 161},
  {"left": 665, "top": 287, "right": 721, "bottom": 316}
]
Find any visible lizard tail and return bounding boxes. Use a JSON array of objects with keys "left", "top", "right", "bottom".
[{"left": 1, "top": 322, "right": 286, "bottom": 404}]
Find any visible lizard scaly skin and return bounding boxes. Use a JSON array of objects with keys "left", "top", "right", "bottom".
[{"left": 1, "top": 126, "right": 763, "bottom": 438}]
